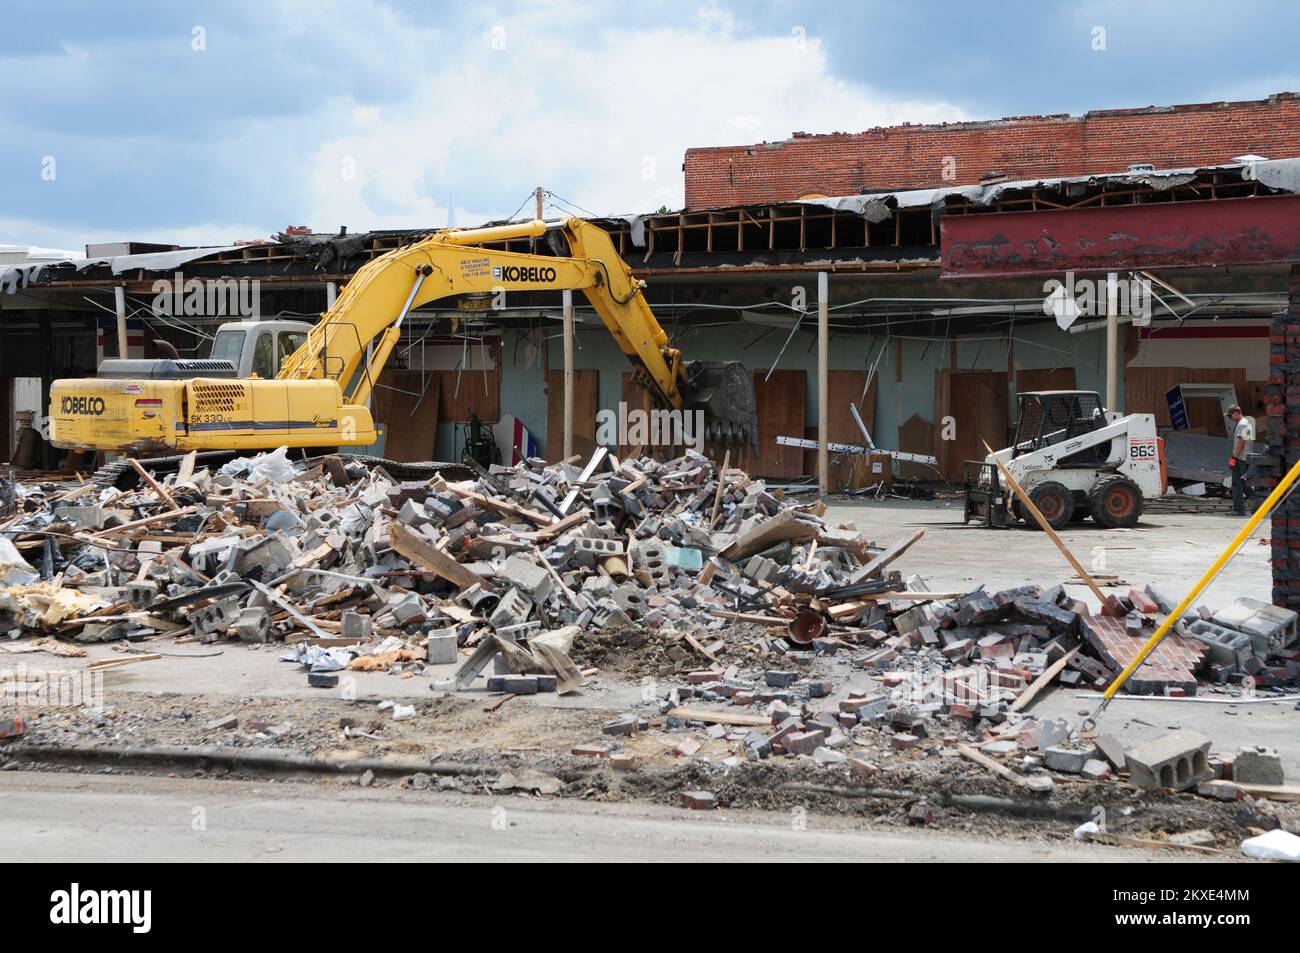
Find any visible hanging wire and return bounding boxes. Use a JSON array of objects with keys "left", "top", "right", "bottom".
[
  {"left": 503, "top": 190, "right": 539, "bottom": 223},
  {"left": 544, "top": 190, "right": 601, "bottom": 219}
]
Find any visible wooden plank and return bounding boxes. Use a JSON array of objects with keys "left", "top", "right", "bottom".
[
  {"left": 445, "top": 484, "right": 551, "bottom": 526},
  {"left": 438, "top": 360, "right": 500, "bottom": 425},
  {"left": 958, "top": 745, "right": 1028, "bottom": 787},
  {"left": 92, "top": 507, "right": 196, "bottom": 537},
  {"left": 523, "top": 509, "right": 589, "bottom": 542},
  {"left": 666, "top": 706, "right": 771, "bottom": 727},
  {"left": 388, "top": 523, "right": 492, "bottom": 590},
  {"left": 1009, "top": 647, "right": 1079, "bottom": 712},
  {"left": 547, "top": 369, "right": 598, "bottom": 462},
  {"left": 709, "top": 450, "right": 730, "bottom": 528},
  {"left": 895, "top": 413, "right": 935, "bottom": 480},
  {"left": 846, "top": 529, "right": 925, "bottom": 584},
  {"left": 129, "top": 459, "right": 178, "bottom": 508},
  {"left": 175, "top": 451, "right": 197, "bottom": 484},
  {"left": 982, "top": 440, "right": 1116, "bottom": 610},
  {"left": 1232, "top": 782, "right": 1300, "bottom": 802}
]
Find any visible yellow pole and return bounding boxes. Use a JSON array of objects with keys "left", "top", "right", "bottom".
[{"left": 1095, "top": 453, "right": 1300, "bottom": 715}]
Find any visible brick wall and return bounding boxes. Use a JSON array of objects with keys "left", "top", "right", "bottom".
[
  {"left": 684, "top": 93, "right": 1300, "bottom": 209},
  {"left": 1267, "top": 265, "right": 1300, "bottom": 613}
]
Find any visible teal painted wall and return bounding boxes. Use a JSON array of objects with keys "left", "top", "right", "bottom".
[{"left": 435, "top": 320, "right": 1120, "bottom": 462}]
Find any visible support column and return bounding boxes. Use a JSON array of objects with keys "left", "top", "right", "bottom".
[
  {"left": 114, "top": 285, "right": 128, "bottom": 359},
  {"left": 817, "top": 271, "right": 829, "bottom": 497},
  {"left": 1105, "top": 272, "right": 1119, "bottom": 411},
  {"left": 562, "top": 289, "right": 575, "bottom": 460}
]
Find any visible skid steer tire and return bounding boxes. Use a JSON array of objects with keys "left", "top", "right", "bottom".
[
  {"left": 1088, "top": 475, "right": 1143, "bottom": 529},
  {"left": 1027, "top": 481, "right": 1074, "bottom": 530}
]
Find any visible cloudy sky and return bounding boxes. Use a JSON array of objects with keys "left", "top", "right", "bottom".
[{"left": 4, "top": 0, "right": 1298, "bottom": 250}]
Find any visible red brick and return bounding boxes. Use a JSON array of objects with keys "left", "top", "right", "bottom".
[{"left": 685, "top": 93, "right": 1300, "bottom": 208}]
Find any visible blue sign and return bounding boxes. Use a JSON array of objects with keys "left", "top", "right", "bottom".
[{"left": 1165, "top": 385, "right": 1189, "bottom": 430}]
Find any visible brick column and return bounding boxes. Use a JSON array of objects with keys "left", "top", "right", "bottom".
[{"left": 1268, "top": 264, "right": 1300, "bottom": 610}]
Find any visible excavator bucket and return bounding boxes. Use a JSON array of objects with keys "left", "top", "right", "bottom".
[{"left": 682, "top": 361, "right": 758, "bottom": 448}]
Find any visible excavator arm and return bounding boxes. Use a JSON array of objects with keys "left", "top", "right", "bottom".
[{"left": 277, "top": 217, "right": 756, "bottom": 445}]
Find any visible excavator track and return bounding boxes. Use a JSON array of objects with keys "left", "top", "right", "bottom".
[{"left": 91, "top": 452, "right": 475, "bottom": 490}]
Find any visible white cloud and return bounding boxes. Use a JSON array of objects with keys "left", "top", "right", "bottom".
[
  {"left": 298, "top": 9, "right": 966, "bottom": 229},
  {"left": 5, "top": 2, "right": 967, "bottom": 247}
]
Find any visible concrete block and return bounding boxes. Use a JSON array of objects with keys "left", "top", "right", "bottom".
[
  {"left": 455, "top": 582, "right": 500, "bottom": 615},
  {"left": 426, "top": 631, "right": 459, "bottom": 665},
  {"left": 1094, "top": 734, "right": 1128, "bottom": 770},
  {"left": 397, "top": 499, "right": 431, "bottom": 528},
  {"left": 592, "top": 599, "right": 632, "bottom": 629},
  {"left": 193, "top": 596, "right": 242, "bottom": 638},
  {"left": 680, "top": 790, "right": 716, "bottom": 810},
  {"left": 1081, "top": 759, "right": 1113, "bottom": 781},
  {"left": 743, "top": 554, "right": 780, "bottom": 584},
  {"left": 53, "top": 504, "right": 108, "bottom": 530},
  {"left": 632, "top": 539, "right": 671, "bottom": 586},
  {"left": 1212, "top": 597, "right": 1299, "bottom": 656},
  {"left": 233, "top": 606, "right": 272, "bottom": 644},
  {"left": 235, "top": 535, "right": 297, "bottom": 576},
  {"left": 1043, "top": 742, "right": 1097, "bottom": 774},
  {"left": 1234, "top": 745, "right": 1284, "bottom": 785},
  {"left": 1186, "top": 619, "right": 1256, "bottom": 669},
  {"left": 496, "top": 552, "right": 553, "bottom": 602},
  {"left": 126, "top": 580, "right": 160, "bottom": 610},
  {"left": 341, "top": 611, "right": 373, "bottom": 641},
  {"left": 500, "top": 674, "right": 539, "bottom": 694},
  {"left": 1125, "top": 730, "right": 1213, "bottom": 790},
  {"left": 611, "top": 585, "right": 648, "bottom": 620},
  {"left": 488, "top": 588, "right": 532, "bottom": 630},
  {"left": 389, "top": 594, "right": 427, "bottom": 626},
  {"left": 572, "top": 536, "right": 622, "bottom": 568},
  {"left": 782, "top": 730, "right": 826, "bottom": 756}
]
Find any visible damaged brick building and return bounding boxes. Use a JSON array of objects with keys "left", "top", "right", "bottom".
[{"left": 3, "top": 91, "right": 1300, "bottom": 495}]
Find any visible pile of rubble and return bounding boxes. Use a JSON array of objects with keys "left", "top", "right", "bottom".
[
  {"left": 2, "top": 445, "right": 1299, "bottom": 805},
  {"left": 581, "top": 579, "right": 1297, "bottom": 801},
  {"left": 2, "top": 445, "right": 1298, "bottom": 699},
  {"left": 0, "top": 446, "right": 917, "bottom": 684}
]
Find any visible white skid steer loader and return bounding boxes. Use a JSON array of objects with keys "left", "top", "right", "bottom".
[{"left": 964, "top": 391, "right": 1165, "bottom": 530}]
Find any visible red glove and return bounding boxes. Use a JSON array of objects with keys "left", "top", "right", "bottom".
[{"left": 1228, "top": 456, "right": 1238, "bottom": 467}]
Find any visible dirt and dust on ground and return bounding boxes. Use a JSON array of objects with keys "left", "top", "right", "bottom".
[
  {"left": 6, "top": 658, "right": 1295, "bottom": 856},
  {"left": 570, "top": 622, "right": 787, "bottom": 676}
]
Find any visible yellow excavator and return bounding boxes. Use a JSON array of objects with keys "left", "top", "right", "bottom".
[{"left": 49, "top": 218, "right": 757, "bottom": 465}]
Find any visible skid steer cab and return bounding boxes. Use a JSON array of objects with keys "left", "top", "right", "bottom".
[{"left": 963, "top": 390, "right": 1165, "bottom": 530}]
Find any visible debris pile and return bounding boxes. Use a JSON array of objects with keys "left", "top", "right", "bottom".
[
  {"left": 3, "top": 446, "right": 1298, "bottom": 706},
  {"left": 580, "top": 577, "right": 1297, "bottom": 797},
  {"left": 1, "top": 447, "right": 911, "bottom": 687},
  {"left": 2, "top": 446, "right": 1299, "bottom": 849}
]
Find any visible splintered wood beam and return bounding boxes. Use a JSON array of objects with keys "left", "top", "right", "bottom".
[{"left": 389, "top": 523, "right": 492, "bottom": 590}]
